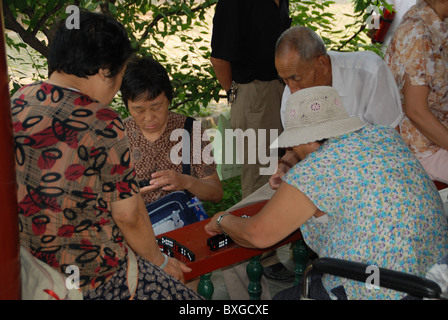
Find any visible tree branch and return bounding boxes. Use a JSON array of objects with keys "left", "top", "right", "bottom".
[
  {"left": 337, "top": 24, "right": 366, "bottom": 51},
  {"left": 3, "top": 4, "right": 50, "bottom": 58},
  {"left": 23, "top": 2, "right": 65, "bottom": 39},
  {"left": 140, "top": 1, "right": 215, "bottom": 41},
  {"left": 99, "top": 0, "right": 116, "bottom": 16}
]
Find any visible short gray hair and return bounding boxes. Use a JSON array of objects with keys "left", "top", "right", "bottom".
[{"left": 276, "top": 26, "right": 327, "bottom": 61}]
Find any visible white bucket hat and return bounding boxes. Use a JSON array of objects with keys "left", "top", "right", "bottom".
[{"left": 271, "top": 86, "right": 365, "bottom": 149}]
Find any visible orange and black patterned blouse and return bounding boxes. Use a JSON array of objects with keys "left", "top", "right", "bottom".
[{"left": 12, "top": 82, "right": 139, "bottom": 291}]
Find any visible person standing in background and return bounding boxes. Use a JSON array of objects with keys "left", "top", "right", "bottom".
[
  {"left": 210, "top": 0, "right": 294, "bottom": 295},
  {"left": 210, "top": 0, "right": 291, "bottom": 199}
]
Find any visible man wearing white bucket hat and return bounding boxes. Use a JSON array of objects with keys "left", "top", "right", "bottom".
[{"left": 206, "top": 86, "right": 448, "bottom": 300}]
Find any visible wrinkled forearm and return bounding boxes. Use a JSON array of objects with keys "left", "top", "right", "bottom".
[{"left": 111, "top": 194, "right": 164, "bottom": 265}]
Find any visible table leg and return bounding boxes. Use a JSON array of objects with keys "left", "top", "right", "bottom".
[
  {"left": 197, "top": 273, "right": 214, "bottom": 300},
  {"left": 293, "top": 240, "right": 308, "bottom": 286},
  {"left": 246, "top": 255, "right": 263, "bottom": 300}
]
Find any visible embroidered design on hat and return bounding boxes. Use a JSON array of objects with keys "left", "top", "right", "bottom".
[
  {"left": 310, "top": 101, "right": 322, "bottom": 111},
  {"left": 334, "top": 98, "right": 342, "bottom": 107},
  {"left": 289, "top": 108, "right": 297, "bottom": 118}
]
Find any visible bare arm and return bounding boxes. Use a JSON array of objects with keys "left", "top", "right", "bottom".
[
  {"left": 269, "top": 150, "right": 299, "bottom": 190},
  {"left": 210, "top": 56, "right": 232, "bottom": 93},
  {"left": 181, "top": 172, "right": 223, "bottom": 203},
  {"left": 110, "top": 193, "right": 191, "bottom": 282},
  {"left": 403, "top": 73, "right": 448, "bottom": 150},
  {"left": 205, "top": 182, "right": 318, "bottom": 249}
]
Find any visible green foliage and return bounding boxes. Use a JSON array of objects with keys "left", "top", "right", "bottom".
[
  {"left": 110, "top": 0, "right": 221, "bottom": 117},
  {"left": 289, "top": 0, "right": 392, "bottom": 55},
  {"left": 6, "top": 35, "right": 48, "bottom": 97},
  {"left": 203, "top": 176, "right": 242, "bottom": 217}
]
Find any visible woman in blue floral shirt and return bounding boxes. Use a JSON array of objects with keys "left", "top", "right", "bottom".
[{"left": 205, "top": 86, "right": 448, "bottom": 300}]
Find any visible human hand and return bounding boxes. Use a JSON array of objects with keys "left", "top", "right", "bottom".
[
  {"left": 139, "top": 184, "right": 159, "bottom": 194},
  {"left": 269, "top": 162, "right": 290, "bottom": 190},
  {"left": 204, "top": 211, "right": 225, "bottom": 236},
  {"left": 162, "top": 257, "right": 192, "bottom": 284},
  {"left": 149, "top": 170, "right": 189, "bottom": 192}
]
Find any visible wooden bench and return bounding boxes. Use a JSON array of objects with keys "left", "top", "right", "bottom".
[
  {"left": 159, "top": 200, "right": 307, "bottom": 300},
  {"left": 434, "top": 180, "right": 448, "bottom": 191}
]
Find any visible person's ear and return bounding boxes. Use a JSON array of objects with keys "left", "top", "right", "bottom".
[
  {"left": 316, "top": 55, "right": 330, "bottom": 76},
  {"left": 98, "top": 68, "right": 112, "bottom": 81}
]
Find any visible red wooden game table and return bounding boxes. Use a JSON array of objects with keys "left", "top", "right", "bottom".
[{"left": 159, "top": 200, "right": 307, "bottom": 299}]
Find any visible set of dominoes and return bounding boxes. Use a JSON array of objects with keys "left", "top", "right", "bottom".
[
  {"left": 207, "top": 234, "right": 234, "bottom": 251},
  {"left": 156, "top": 233, "right": 235, "bottom": 262},
  {"left": 156, "top": 236, "right": 196, "bottom": 262}
]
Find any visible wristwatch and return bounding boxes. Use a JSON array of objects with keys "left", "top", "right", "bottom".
[{"left": 216, "top": 213, "right": 230, "bottom": 236}]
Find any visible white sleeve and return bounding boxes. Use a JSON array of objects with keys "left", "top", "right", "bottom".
[
  {"left": 280, "top": 85, "right": 291, "bottom": 129},
  {"left": 362, "top": 60, "right": 404, "bottom": 128}
]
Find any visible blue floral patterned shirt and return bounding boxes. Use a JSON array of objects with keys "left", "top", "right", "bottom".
[{"left": 283, "top": 125, "right": 448, "bottom": 299}]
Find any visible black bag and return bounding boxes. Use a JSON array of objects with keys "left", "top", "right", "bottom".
[{"left": 146, "top": 190, "right": 199, "bottom": 236}]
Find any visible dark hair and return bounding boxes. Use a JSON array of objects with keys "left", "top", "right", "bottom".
[
  {"left": 48, "top": 10, "right": 134, "bottom": 78},
  {"left": 317, "top": 138, "right": 328, "bottom": 145},
  {"left": 120, "top": 56, "right": 174, "bottom": 108}
]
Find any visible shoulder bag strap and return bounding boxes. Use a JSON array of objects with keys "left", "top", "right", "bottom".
[{"left": 182, "top": 117, "right": 195, "bottom": 199}]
